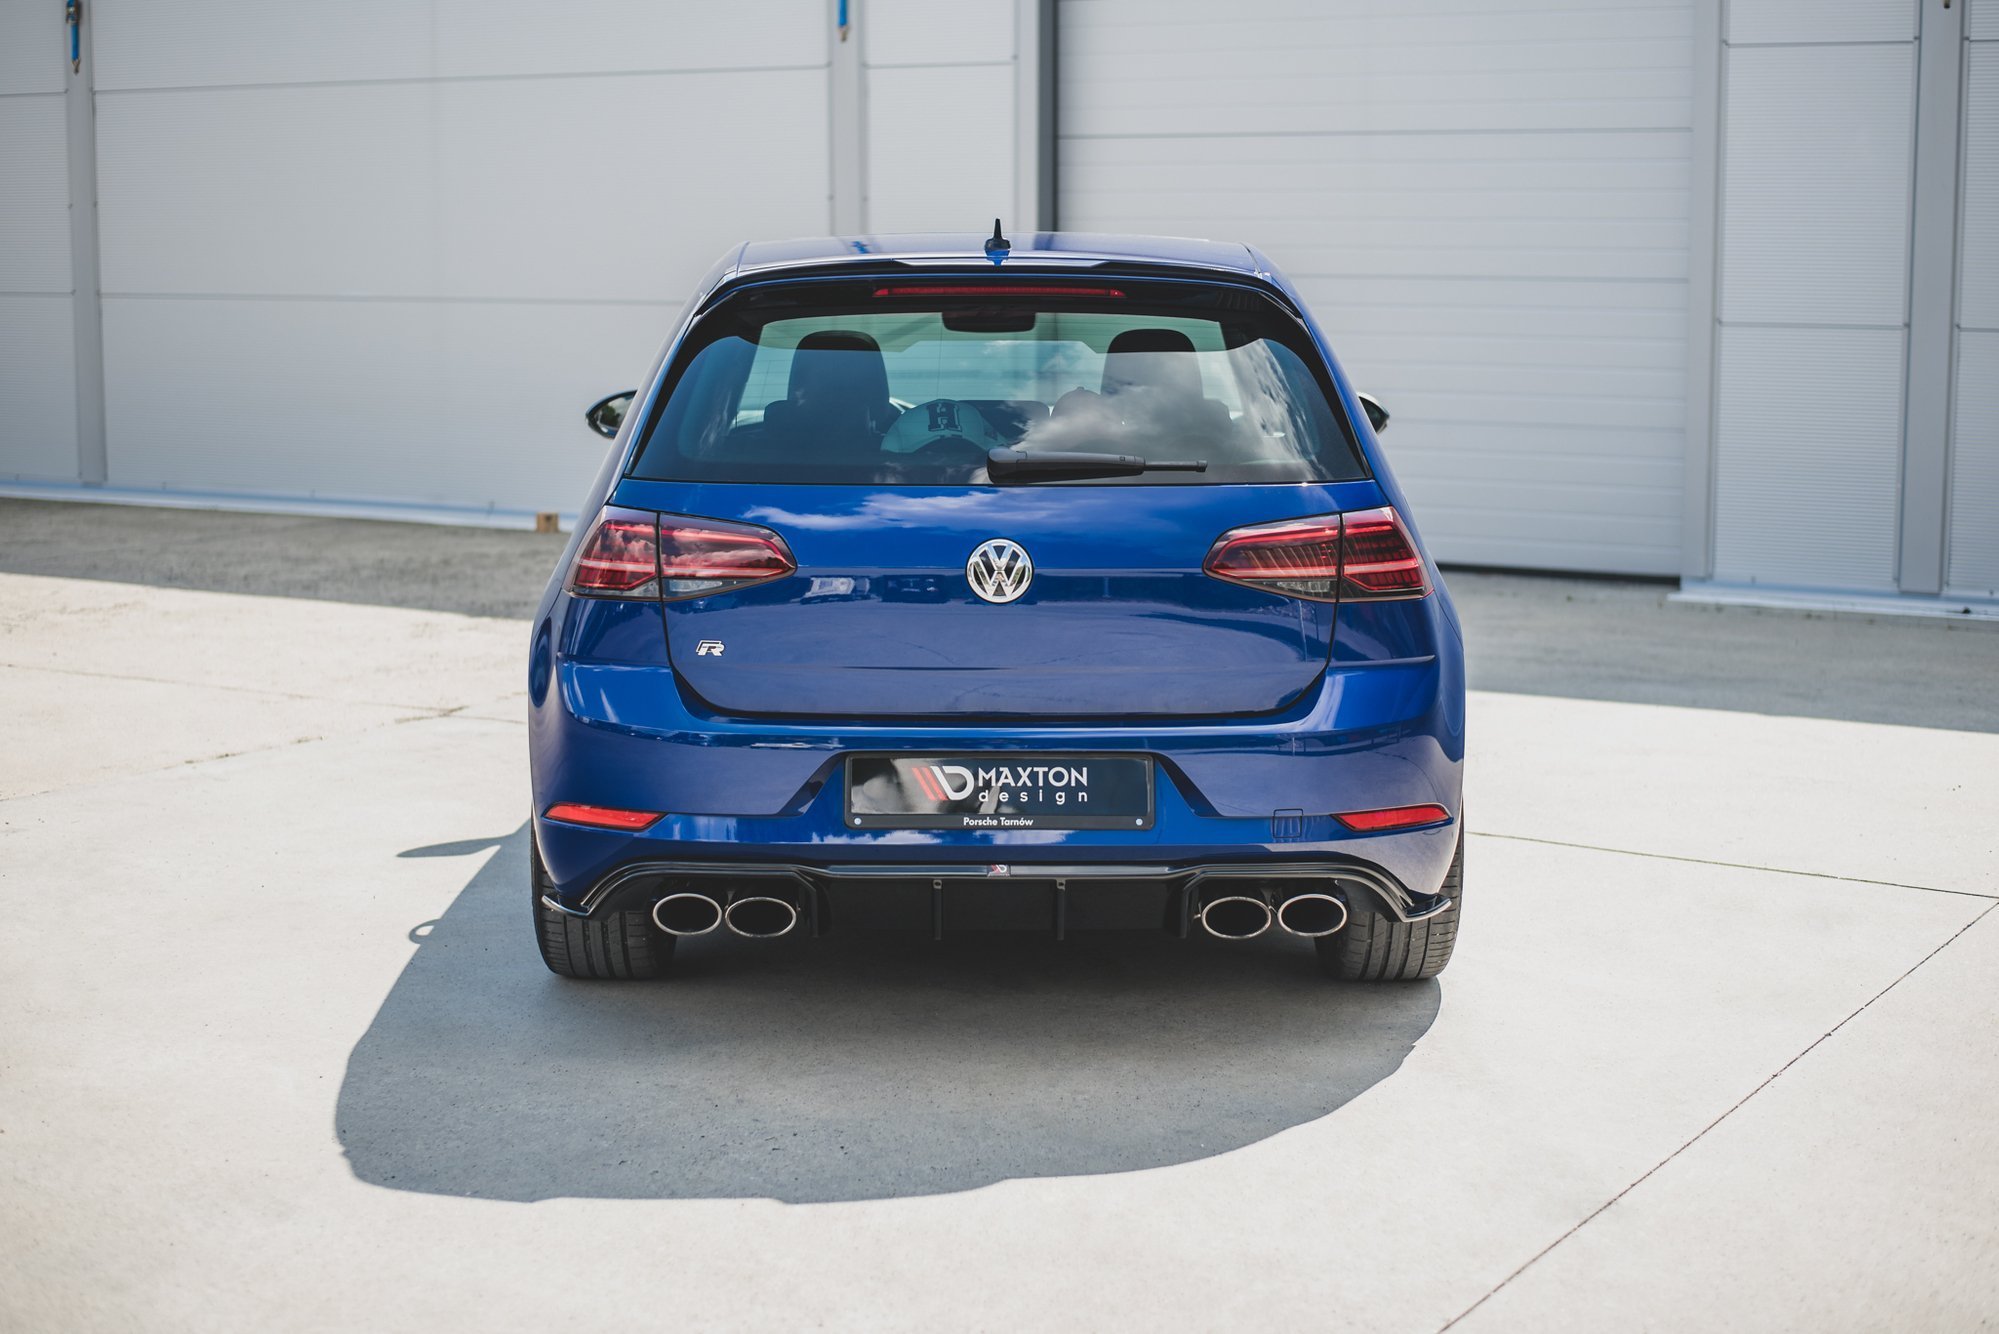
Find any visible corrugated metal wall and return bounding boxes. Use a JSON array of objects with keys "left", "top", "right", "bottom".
[
  {"left": 1950, "top": 2, "right": 1999, "bottom": 597},
  {"left": 0, "top": 3, "right": 79, "bottom": 482},
  {"left": 1057, "top": 0, "right": 1698, "bottom": 576},
  {"left": 1709, "top": 1, "right": 1917, "bottom": 592}
]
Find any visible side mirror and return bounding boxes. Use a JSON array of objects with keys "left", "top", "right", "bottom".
[
  {"left": 585, "top": 391, "right": 636, "bottom": 439},
  {"left": 1357, "top": 393, "right": 1390, "bottom": 434}
]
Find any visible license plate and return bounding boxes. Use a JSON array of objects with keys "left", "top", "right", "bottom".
[{"left": 845, "top": 755, "right": 1154, "bottom": 831}]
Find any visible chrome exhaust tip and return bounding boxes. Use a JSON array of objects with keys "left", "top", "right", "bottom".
[
  {"left": 1275, "top": 891, "right": 1348, "bottom": 938},
  {"left": 652, "top": 892, "right": 724, "bottom": 937},
  {"left": 724, "top": 894, "right": 800, "bottom": 939},
  {"left": 1196, "top": 893, "right": 1273, "bottom": 941}
]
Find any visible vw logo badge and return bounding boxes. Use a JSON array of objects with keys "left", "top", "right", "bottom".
[{"left": 966, "top": 538, "right": 1033, "bottom": 604}]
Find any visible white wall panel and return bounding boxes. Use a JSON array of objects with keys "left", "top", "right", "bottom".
[
  {"left": 867, "top": 64, "right": 1015, "bottom": 231},
  {"left": 90, "top": 0, "right": 825, "bottom": 89},
  {"left": 0, "top": 63, "right": 76, "bottom": 482},
  {"left": 0, "top": 295, "right": 79, "bottom": 481},
  {"left": 1971, "top": 0, "right": 1999, "bottom": 42},
  {"left": 1726, "top": 0, "right": 1916, "bottom": 46},
  {"left": 0, "top": 0, "right": 67, "bottom": 94},
  {"left": 866, "top": 0, "right": 1014, "bottom": 66},
  {"left": 1719, "top": 44, "right": 1915, "bottom": 327},
  {"left": 1950, "top": 40, "right": 1999, "bottom": 598},
  {"left": 95, "top": 69, "right": 829, "bottom": 303},
  {"left": 0, "top": 95, "right": 72, "bottom": 293},
  {"left": 1060, "top": 0, "right": 1696, "bottom": 575},
  {"left": 101, "top": 296, "right": 667, "bottom": 511},
  {"left": 1947, "top": 334, "right": 1999, "bottom": 597},
  {"left": 1713, "top": 326, "right": 1903, "bottom": 591},
  {"left": 1961, "top": 45, "right": 1999, "bottom": 330}
]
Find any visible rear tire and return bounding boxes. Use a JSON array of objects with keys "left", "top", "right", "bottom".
[
  {"left": 531, "top": 838, "right": 673, "bottom": 980},
  {"left": 1317, "top": 833, "right": 1462, "bottom": 982}
]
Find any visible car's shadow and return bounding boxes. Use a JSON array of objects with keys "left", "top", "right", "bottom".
[{"left": 336, "top": 825, "right": 1440, "bottom": 1203}]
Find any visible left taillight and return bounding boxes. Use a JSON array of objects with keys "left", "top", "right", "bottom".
[
  {"left": 568, "top": 507, "right": 661, "bottom": 596},
  {"left": 567, "top": 509, "right": 795, "bottom": 600},
  {"left": 657, "top": 516, "right": 795, "bottom": 599},
  {"left": 1203, "top": 506, "right": 1430, "bottom": 603}
]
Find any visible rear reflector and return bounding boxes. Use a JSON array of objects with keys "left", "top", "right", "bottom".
[
  {"left": 567, "top": 509, "right": 795, "bottom": 600},
  {"left": 568, "top": 507, "right": 660, "bottom": 596},
  {"left": 1203, "top": 506, "right": 1430, "bottom": 603},
  {"left": 872, "top": 284, "right": 1125, "bottom": 299},
  {"left": 1335, "top": 804, "right": 1451, "bottom": 832},
  {"left": 543, "top": 803, "right": 663, "bottom": 831}
]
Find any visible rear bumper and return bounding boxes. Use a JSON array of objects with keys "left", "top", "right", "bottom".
[
  {"left": 529, "top": 587, "right": 1465, "bottom": 914},
  {"left": 541, "top": 855, "right": 1455, "bottom": 929},
  {"left": 530, "top": 765, "right": 1463, "bottom": 920}
]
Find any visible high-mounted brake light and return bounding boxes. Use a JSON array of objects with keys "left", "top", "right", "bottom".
[
  {"left": 567, "top": 509, "right": 795, "bottom": 600},
  {"left": 544, "top": 802, "right": 663, "bottom": 831},
  {"left": 1334, "top": 804, "right": 1451, "bottom": 832},
  {"left": 871, "top": 284, "right": 1125, "bottom": 299},
  {"left": 1203, "top": 506, "right": 1430, "bottom": 603}
]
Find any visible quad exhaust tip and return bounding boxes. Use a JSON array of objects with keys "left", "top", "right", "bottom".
[
  {"left": 1275, "top": 892, "right": 1348, "bottom": 938},
  {"left": 652, "top": 890, "right": 803, "bottom": 939},
  {"left": 1196, "top": 894, "right": 1274, "bottom": 941},
  {"left": 652, "top": 891, "right": 724, "bottom": 937},
  {"left": 724, "top": 894, "right": 800, "bottom": 939},
  {"left": 1196, "top": 886, "right": 1349, "bottom": 940}
]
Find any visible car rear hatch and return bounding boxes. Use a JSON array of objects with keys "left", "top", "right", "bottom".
[
  {"left": 610, "top": 478, "right": 1384, "bottom": 719},
  {"left": 603, "top": 269, "right": 1386, "bottom": 720}
]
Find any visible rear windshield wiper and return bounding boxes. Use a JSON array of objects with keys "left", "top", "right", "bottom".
[{"left": 986, "top": 447, "right": 1209, "bottom": 483}]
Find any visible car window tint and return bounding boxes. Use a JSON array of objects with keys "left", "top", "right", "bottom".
[{"left": 629, "top": 283, "right": 1366, "bottom": 487}]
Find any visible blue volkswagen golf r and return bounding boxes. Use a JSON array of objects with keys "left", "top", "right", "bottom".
[{"left": 528, "top": 230, "right": 1466, "bottom": 982}]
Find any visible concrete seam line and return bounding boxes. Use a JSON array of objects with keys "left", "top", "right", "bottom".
[
  {"left": 1469, "top": 830, "right": 1999, "bottom": 902},
  {"left": 1435, "top": 900, "right": 1999, "bottom": 1332},
  {"left": 0, "top": 658, "right": 488, "bottom": 714}
]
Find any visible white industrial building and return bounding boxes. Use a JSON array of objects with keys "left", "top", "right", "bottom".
[{"left": 2, "top": 0, "right": 1994, "bottom": 609}]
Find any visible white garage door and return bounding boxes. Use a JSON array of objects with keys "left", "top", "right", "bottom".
[
  {"left": 85, "top": 3, "right": 833, "bottom": 519},
  {"left": 1057, "top": 0, "right": 1696, "bottom": 575}
]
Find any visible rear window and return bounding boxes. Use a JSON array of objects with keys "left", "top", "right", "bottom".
[{"left": 627, "top": 278, "right": 1367, "bottom": 486}]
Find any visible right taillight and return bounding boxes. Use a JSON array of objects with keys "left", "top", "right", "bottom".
[
  {"left": 568, "top": 509, "right": 795, "bottom": 600},
  {"left": 1204, "top": 506, "right": 1430, "bottom": 602},
  {"left": 1333, "top": 506, "right": 1430, "bottom": 600}
]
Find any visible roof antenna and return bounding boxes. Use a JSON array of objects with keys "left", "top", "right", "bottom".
[{"left": 983, "top": 218, "right": 1010, "bottom": 263}]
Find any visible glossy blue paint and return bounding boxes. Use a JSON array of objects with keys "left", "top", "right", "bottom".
[
  {"left": 612, "top": 478, "right": 1382, "bottom": 718},
  {"left": 528, "top": 235, "right": 1466, "bottom": 918}
]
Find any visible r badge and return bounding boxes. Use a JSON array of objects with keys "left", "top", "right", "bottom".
[{"left": 695, "top": 640, "right": 725, "bottom": 657}]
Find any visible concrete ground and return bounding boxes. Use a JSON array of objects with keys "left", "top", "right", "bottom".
[{"left": 2, "top": 499, "right": 1996, "bottom": 1332}]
